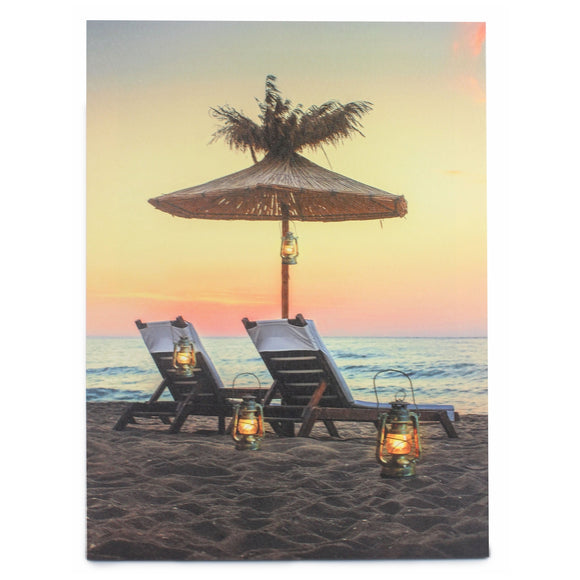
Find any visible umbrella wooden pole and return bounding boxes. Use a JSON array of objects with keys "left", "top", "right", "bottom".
[{"left": 281, "top": 208, "right": 290, "bottom": 319}]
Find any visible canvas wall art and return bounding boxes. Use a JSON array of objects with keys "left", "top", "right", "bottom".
[{"left": 86, "top": 20, "right": 488, "bottom": 561}]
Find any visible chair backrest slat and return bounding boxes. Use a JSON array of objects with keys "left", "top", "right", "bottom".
[{"left": 270, "top": 356, "right": 318, "bottom": 362}]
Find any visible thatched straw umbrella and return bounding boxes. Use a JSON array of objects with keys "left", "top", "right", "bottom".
[{"left": 149, "top": 76, "right": 407, "bottom": 318}]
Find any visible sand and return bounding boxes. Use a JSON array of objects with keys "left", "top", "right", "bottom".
[{"left": 86, "top": 402, "right": 488, "bottom": 561}]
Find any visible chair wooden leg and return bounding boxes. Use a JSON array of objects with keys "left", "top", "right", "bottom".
[
  {"left": 218, "top": 416, "right": 226, "bottom": 435},
  {"left": 113, "top": 405, "right": 135, "bottom": 431},
  {"left": 168, "top": 400, "right": 191, "bottom": 433},
  {"left": 262, "top": 381, "right": 279, "bottom": 405},
  {"left": 297, "top": 408, "right": 319, "bottom": 437},
  {"left": 148, "top": 379, "right": 169, "bottom": 403},
  {"left": 323, "top": 420, "right": 340, "bottom": 438},
  {"left": 268, "top": 421, "right": 285, "bottom": 436},
  {"left": 438, "top": 411, "right": 459, "bottom": 438}
]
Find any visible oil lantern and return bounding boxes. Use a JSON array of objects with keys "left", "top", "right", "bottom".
[
  {"left": 172, "top": 336, "right": 196, "bottom": 376},
  {"left": 232, "top": 396, "right": 264, "bottom": 450},
  {"left": 376, "top": 390, "right": 422, "bottom": 478},
  {"left": 280, "top": 231, "right": 299, "bottom": 264}
]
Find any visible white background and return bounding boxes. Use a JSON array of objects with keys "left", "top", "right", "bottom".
[{"left": 3, "top": 1, "right": 578, "bottom": 578}]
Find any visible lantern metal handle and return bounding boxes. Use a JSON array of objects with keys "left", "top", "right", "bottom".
[
  {"left": 372, "top": 368, "right": 418, "bottom": 411},
  {"left": 375, "top": 413, "right": 390, "bottom": 466},
  {"left": 411, "top": 412, "right": 422, "bottom": 460},
  {"left": 232, "top": 372, "right": 262, "bottom": 389}
]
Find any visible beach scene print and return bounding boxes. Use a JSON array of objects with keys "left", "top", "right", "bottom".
[{"left": 86, "top": 21, "right": 487, "bottom": 561}]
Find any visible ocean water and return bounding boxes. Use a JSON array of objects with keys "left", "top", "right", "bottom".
[{"left": 86, "top": 336, "right": 487, "bottom": 414}]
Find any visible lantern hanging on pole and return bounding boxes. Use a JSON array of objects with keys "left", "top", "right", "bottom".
[
  {"left": 376, "top": 389, "right": 421, "bottom": 477},
  {"left": 172, "top": 336, "right": 196, "bottom": 376},
  {"left": 280, "top": 231, "right": 299, "bottom": 265},
  {"left": 232, "top": 395, "right": 264, "bottom": 450}
]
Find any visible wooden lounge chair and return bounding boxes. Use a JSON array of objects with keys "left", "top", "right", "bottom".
[
  {"left": 114, "top": 316, "right": 267, "bottom": 433},
  {"left": 242, "top": 314, "right": 459, "bottom": 438}
]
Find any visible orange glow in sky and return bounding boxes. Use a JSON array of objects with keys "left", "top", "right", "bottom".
[{"left": 86, "top": 21, "right": 486, "bottom": 337}]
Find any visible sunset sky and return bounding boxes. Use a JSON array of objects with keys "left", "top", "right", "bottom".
[{"left": 86, "top": 21, "right": 486, "bottom": 337}]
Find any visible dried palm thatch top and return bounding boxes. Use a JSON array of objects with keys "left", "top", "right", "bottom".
[
  {"left": 149, "top": 75, "right": 407, "bottom": 222},
  {"left": 209, "top": 75, "right": 374, "bottom": 162}
]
